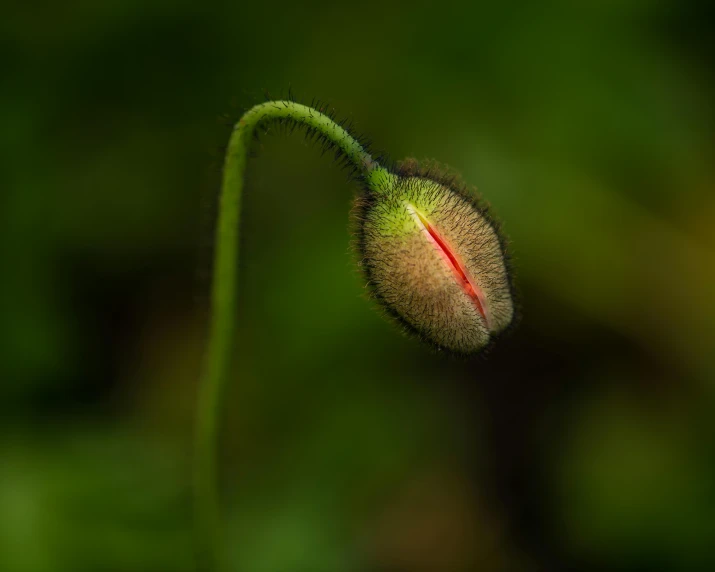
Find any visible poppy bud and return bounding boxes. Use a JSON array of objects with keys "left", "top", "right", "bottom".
[{"left": 355, "top": 160, "right": 515, "bottom": 354}]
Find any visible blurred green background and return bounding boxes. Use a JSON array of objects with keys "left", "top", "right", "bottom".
[{"left": 2, "top": 1, "right": 714, "bottom": 570}]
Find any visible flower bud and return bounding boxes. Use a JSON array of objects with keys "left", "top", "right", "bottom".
[{"left": 355, "top": 160, "right": 515, "bottom": 354}]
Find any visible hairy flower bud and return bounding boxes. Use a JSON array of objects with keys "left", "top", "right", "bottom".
[{"left": 355, "top": 160, "right": 515, "bottom": 355}]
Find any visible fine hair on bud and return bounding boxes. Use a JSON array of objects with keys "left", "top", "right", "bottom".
[{"left": 354, "top": 159, "right": 516, "bottom": 355}]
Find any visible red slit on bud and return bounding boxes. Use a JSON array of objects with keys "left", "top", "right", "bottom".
[{"left": 412, "top": 209, "right": 491, "bottom": 329}]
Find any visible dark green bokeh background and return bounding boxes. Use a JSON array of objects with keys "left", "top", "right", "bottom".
[{"left": 2, "top": 1, "right": 714, "bottom": 571}]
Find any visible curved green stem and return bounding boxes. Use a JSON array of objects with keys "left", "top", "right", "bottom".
[{"left": 194, "top": 101, "right": 388, "bottom": 571}]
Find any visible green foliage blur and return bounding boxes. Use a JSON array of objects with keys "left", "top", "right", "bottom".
[{"left": 2, "top": 1, "right": 714, "bottom": 570}]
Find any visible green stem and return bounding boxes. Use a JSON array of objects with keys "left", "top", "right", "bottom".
[{"left": 194, "top": 101, "right": 387, "bottom": 571}]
